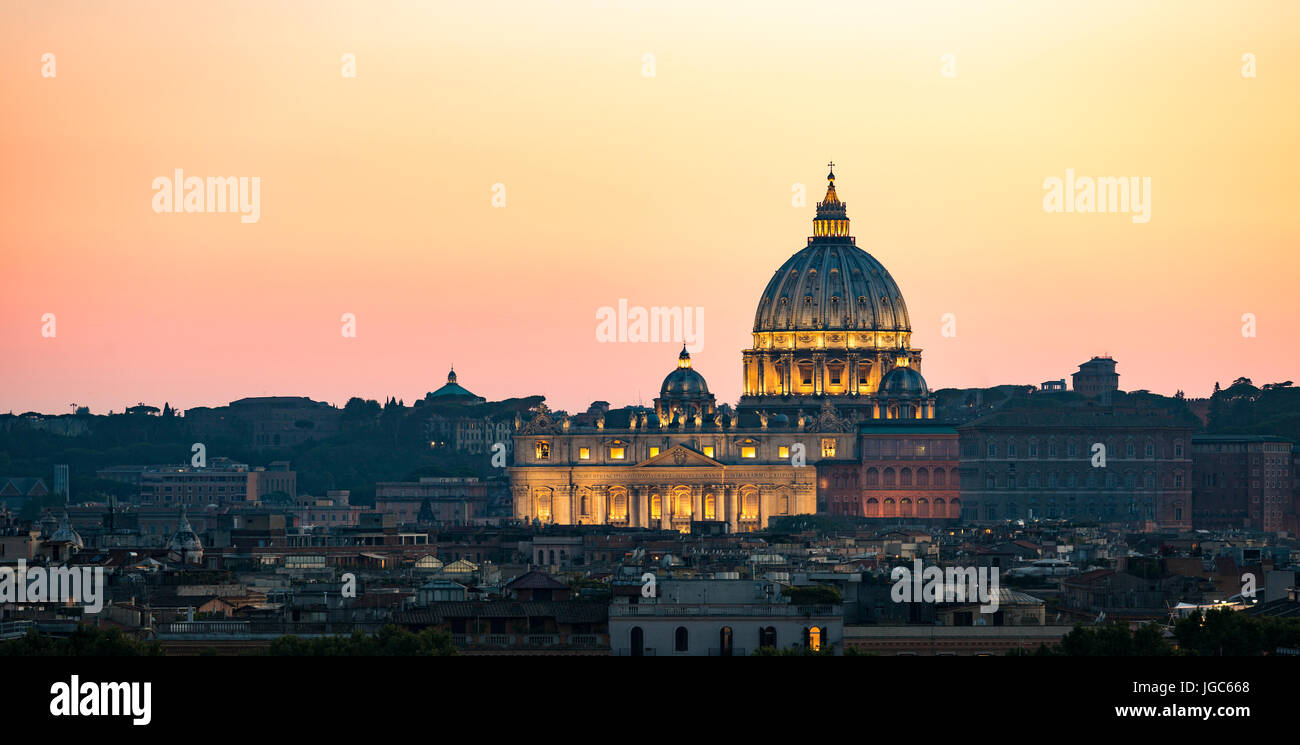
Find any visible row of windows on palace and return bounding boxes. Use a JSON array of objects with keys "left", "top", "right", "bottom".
[
  {"left": 531, "top": 439, "right": 845, "bottom": 461},
  {"left": 967, "top": 438, "right": 1188, "bottom": 460},
  {"left": 970, "top": 469, "right": 1187, "bottom": 490},
  {"left": 964, "top": 503, "right": 1165, "bottom": 522},
  {"left": 827, "top": 467, "right": 960, "bottom": 489}
]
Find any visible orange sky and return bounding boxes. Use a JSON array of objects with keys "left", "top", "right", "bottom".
[{"left": 2, "top": 0, "right": 1297, "bottom": 414}]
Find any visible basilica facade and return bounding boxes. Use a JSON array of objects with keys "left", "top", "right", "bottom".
[{"left": 510, "top": 166, "right": 940, "bottom": 531}]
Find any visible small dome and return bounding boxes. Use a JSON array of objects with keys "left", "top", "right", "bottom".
[
  {"left": 880, "top": 365, "right": 929, "bottom": 397},
  {"left": 660, "top": 347, "right": 710, "bottom": 397},
  {"left": 167, "top": 509, "right": 204, "bottom": 562},
  {"left": 50, "top": 512, "right": 83, "bottom": 548}
]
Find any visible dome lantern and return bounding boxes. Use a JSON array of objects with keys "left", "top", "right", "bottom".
[{"left": 812, "top": 160, "right": 851, "bottom": 240}]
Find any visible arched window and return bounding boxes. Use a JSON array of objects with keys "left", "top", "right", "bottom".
[
  {"left": 741, "top": 487, "right": 760, "bottom": 520},
  {"left": 719, "top": 626, "right": 733, "bottom": 656},
  {"left": 804, "top": 626, "right": 823, "bottom": 652},
  {"left": 675, "top": 626, "right": 689, "bottom": 652},
  {"left": 759, "top": 626, "right": 777, "bottom": 648},
  {"left": 630, "top": 626, "right": 644, "bottom": 657},
  {"left": 609, "top": 488, "right": 628, "bottom": 520}
]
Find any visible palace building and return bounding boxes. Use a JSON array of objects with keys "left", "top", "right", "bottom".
[{"left": 509, "top": 166, "right": 941, "bottom": 531}]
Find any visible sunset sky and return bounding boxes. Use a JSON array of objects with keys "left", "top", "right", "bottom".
[{"left": 2, "top": 0, "right": 1297, "bottom": 415}]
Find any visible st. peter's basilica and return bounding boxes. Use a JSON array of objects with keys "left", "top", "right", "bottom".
[{"left": 509, "top": 166, "right": 957, "bottom": 531}]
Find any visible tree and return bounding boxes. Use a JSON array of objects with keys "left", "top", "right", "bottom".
[
  {"left": 0, "top": 625, "right": 163, "bottom": 656},
  {"left": 1051, "top": 621, "right": 1174, "bottom": 656},
  {"left": 265, "top": 625, "right": 456, "bottom": 656},
  {"left": 1174, "top": 608, "right": 1300, "bottom": 656},
  {"left": 417, "top": 498, "right": 435, "bottom": 523},
  {"left": 787, "top": 585, "right": 842, "bottom": 605}
]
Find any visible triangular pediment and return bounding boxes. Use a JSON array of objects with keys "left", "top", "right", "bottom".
[{"left": 634, "top": 444, "right": 721, "bottom": 468}]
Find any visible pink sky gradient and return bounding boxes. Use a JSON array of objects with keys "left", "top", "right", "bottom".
[{"left": 2, "top": 0, "right": 1297, "bottom": 415}]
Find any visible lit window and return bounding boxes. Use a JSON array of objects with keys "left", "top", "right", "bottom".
[
  {"left": 579, "top": 447, "right": 590, "bottom": 460},
  {"left": 703, "top": 446, "right": 714, "bottom": 458},
  {"left": 821, "top": 438, "right": 837, "bottom": 458},
  {"left": 535, "top": 441, "right": 550, "bottom": 460},
  {"left": 741, "top": 446, "right": 757, "bottom": 459},
  {"left": 610, "top": 447, "right": 626, "bottom": 460},
  {"left": 648, "top": 446, "right": 660, "bottom": 458},
  {"left": 778, "top": 445, "right": 790, "bottom": 459}
]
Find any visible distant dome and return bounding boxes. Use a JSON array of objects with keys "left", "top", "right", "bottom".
[
  {"left": 427, "top": 366, "right": 486, "bottom": 403},
  {"left": 167, "top": 509, "right": 204, "bottom": 564},
  {"left": 50, "top": 512, "right": 83, "bottom": 549},
  {"left": 879, "top": 365, "right": 929, "bottom": 397}
]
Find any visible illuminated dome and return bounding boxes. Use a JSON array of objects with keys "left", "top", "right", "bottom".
[
  {"left": 740, "top": 163, "right": 934, "bottom": 422},
  {"left": 654, "top": 346, "right": 716, "bottom": 424},
  {"left": 660, "top": 346, "right": 709, "bottom": 397},
  {"left": 752, "top": 165, "right": 910, "bottom": 335}
]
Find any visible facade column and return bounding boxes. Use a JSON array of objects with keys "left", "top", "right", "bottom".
[
  {"left": 756, "top": 354, "right": 766, "bottom": 396},
  {"left": 659, "top": 485, "right": 671, "bottom": 530},
  {"left": 813, "top": 353, "right": 825, "bottom": 395},
  {"left": 848, "top": 354, "right": 859, "bottom": 396},
  {"left": 636, "top": 487, "right": 649, "bottom": 528},
  {"left": 725, "top": 486, "right": 738, "bottom": 533}
]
